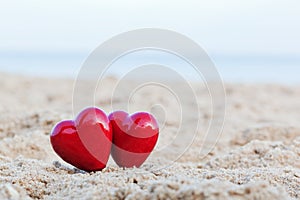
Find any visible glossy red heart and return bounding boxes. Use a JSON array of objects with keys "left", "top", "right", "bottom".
[
  {"left": 109, "top": 111, "right": 159, "bottom": 168},
  {"left": 50, "top": 107, "right": 112, "bottom": 171}
]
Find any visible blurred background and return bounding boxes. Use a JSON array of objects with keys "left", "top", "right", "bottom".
[{"left": 0, "top": 0, "right": 299, "bottom": 83}]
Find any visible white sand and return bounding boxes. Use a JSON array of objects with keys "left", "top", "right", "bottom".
[{"left": 0, "top": 73, "right": 299, "bottom": 199}]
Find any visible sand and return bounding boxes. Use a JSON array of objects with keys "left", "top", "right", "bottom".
[{"left": 0, "top": 72, "right": 299, "bottom": 200}]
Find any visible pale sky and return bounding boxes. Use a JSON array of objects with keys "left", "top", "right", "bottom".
[{"left": 0, "top": 0, "right": 300, "bottom": 55}]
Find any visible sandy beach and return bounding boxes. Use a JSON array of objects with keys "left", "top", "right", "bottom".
[{"left": 0, "top": 72, "right": 299, "bottom": 200}]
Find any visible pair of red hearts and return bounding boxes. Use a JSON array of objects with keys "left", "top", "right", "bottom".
[{"left": 50, "top": 107, "right": 159, "bottom": 171}]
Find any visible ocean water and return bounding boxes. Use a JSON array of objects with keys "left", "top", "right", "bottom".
[{"left": 0, "top": 50, "right": 299, "bottom": 84}]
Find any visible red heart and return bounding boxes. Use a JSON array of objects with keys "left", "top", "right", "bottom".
[
  {"left": 50, "top": 107, "right": 112, "bottom": 171},
  {"left": 109, "top": 111, "right": 159, "bottom": 168}
]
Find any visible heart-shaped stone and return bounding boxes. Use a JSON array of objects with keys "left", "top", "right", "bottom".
[
  {"left": 50, "top": 107, "right": 112, "bottom": 171},
  {"left": 109, "top": 111, "right": 159, "bottom": 168}
]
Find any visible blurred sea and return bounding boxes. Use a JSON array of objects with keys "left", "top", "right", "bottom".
[{"left": 0, "top": 50, "right": 299, "bottom": 84}]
